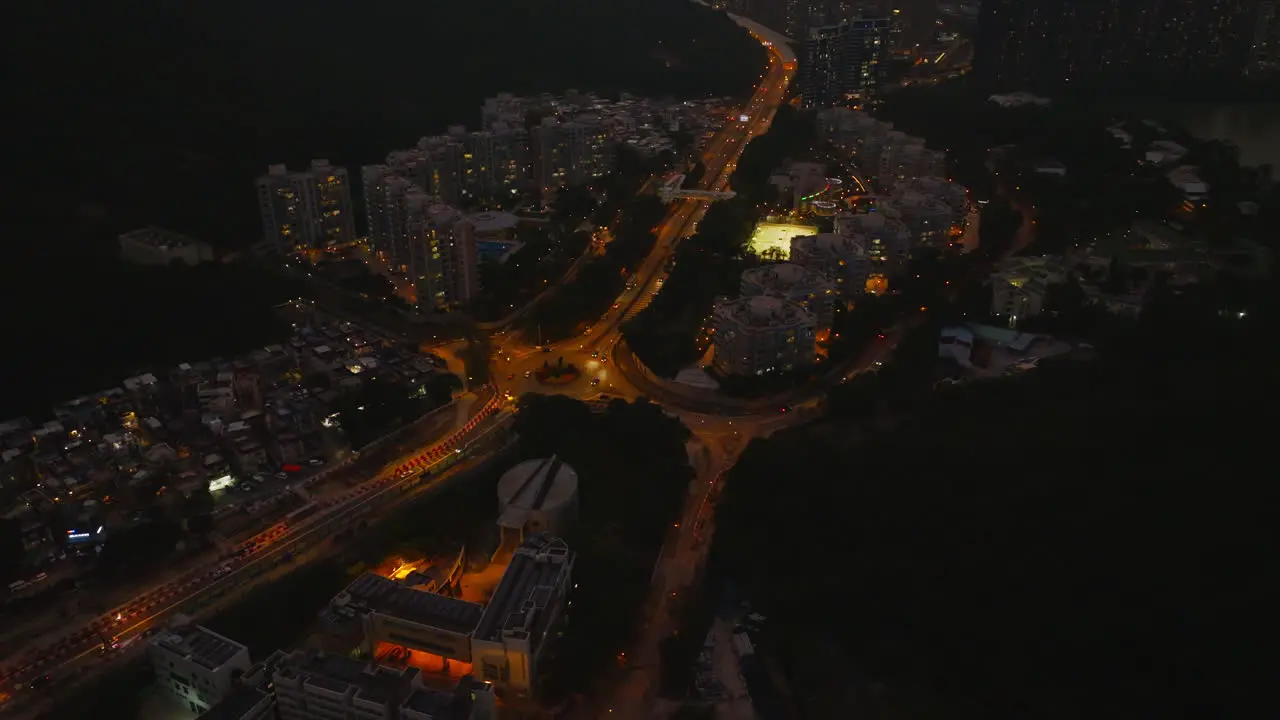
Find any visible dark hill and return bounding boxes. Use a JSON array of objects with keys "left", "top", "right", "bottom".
[{"left": 5, "top": 0, "right": 764, "bottom": 252}]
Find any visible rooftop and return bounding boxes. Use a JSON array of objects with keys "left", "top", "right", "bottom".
[
  {"left": 742, "top": 263, "right": 832, "bottom": 294},
  {"left": 474, "top": 534, "right": 574, "bottom": 645},
  {"left": 196, "top": 684, "right": 271, "bottom": 720},
  {"left": 464, "top": 211, "right": 520, "bottom": 234},
  {"left": 497, "top": 457, "right": 578, "bottom": 515},
  {"left": 274, "top": 649, "right": 420, "bottom": 707},
  {"left": 715, "top": 296, "right": 816, "bottom": 329},
  {"left": 337, "top": 573, "right": 484, "bottom": 635},
  {"left": 151, "top": 624, "right": 247, "bottom": 671},
  {"left": 119, "top": 226, "right": 202, "bottom": 249},
  {"left": 792, "top": 232, "right": 866, "bottom": 257}
]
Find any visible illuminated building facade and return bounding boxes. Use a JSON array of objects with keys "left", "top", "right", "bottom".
[
  {"left": 463, "top": 124, "right": 529, "bottom": 202},
  {"left": 974, "top": 0, "right": 1256, "bottom": 92},
  {"left": 790, "top": 232, "right": 872, "bottom": 295},
  {"left": 879, "top": 191, "right": 953, "bottom": 248},
  {"left": 835, "top": 210, "right": 910, "bottom": 263},
  {"left": 740, "top": 263, "right": 837, "bottom": 329},
  {"left": 256, "top": 160, "right": 356, "bottom": 254},
  {"left": 712, "top": 296, "right": 817, "bottom": 376},
  {"left": 361, "top": 167, "right": 478, "bottom": 310},
  {"left": 532, "top": 117, "right": 613, "bottom": 199},
  {"left": 802, "top": 18, "right": 891, "bottom": 109},
  {"left": 326, "top": 535, "right": 574, "bottom": 700}
]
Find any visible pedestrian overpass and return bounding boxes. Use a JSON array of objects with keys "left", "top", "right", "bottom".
[{"left": 658, "top": 174, "right": 736, "bottom": 204}]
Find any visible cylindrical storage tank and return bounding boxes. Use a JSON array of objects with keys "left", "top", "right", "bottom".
[{"left": 496, "top": 456, "right": 580, "bottom": 538}]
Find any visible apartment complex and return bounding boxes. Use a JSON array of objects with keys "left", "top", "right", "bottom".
[
  {"left": 789, "top": 232, "right": 872, "bottom": 294},
  {"left": 740, "top": 263, "right": 837, "bottom": 329},
  {"left": 149, "top": 622, "right": 252, "bottom": 715},
  {"left": 711, "top": 296, "right": 817, "bottom": 376},
  {"left": 360, "top": 167, "right": 479, "bottom": 310},
  {"left": 531, "top": 117, "right": 614, "bottom": 199},
  {"left": 815, "top": 108, "right": 945, "bottom": 187},
  {"left": 835, "top": 210, "right": 910, "bottom": 264},
  {"left": 255, "top": 160, "right": 356, "bottom": 254},
  {"left": 802, "top": 18, "right": 891, "bottom": 109},
  {"left": 878, "top": 191, "right": 954, "bottom": 247},
  {"left": 325, "top": 534, "right": 575, "bottom": 698}
]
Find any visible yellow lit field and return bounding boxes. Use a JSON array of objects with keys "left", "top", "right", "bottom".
[{"left": 748, "top": 222, "right": 818, "bottom": 259}]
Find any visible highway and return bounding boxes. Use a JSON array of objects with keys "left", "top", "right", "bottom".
[
  {"left": 0, "top": 391, "right": 508, "bottom": 714},
  {"left": 0, "top": 17, "right": 868, "bottom": 720},
  {"left": 492, "top": 28, "right": 795, "bottom": 406}
]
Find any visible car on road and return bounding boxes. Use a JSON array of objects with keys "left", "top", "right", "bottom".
[
  {"left": 590, "top": 378, "right": 600, "bottom": 386},
  {"left": 507, "top": 373, "right": 515, "bottom": 380},
  {"left": 523, "top": 370, "right": 532, "bottom": 378}
]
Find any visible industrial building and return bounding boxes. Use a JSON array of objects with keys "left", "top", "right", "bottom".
[
  {"left": 148, "top": 621, "right": 252, "bottom": 715},
  {"left": 324, "top": 534, "right": 576, "bottom": 698},
  {"left": 740, "top": 263, "right": 837, "bottom": 330},
  {"left": 496, "top": 456, "right": 580, "bottom": 540},
  {"left": 331, "top": 572, "right": 483, "bottom": 664},
  {"left": 268, "top": 649, "right": 494, "bottom": 720},
  {"left": 470, "top": 534, "right": 575, "bottom": 696},
  {"left": 711, "top": 296, "right": 817, "bottom": 377},
  {"left": 788, "top": 232, "right": 872, "bottom": 296}
]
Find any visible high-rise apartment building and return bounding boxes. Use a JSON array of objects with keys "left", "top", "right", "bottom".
[
  {"left": 360, "top": 166, "right": 477, "bottom": 310},
  {"left": 973, "top": 0, "right": 1255, "bottom": 92},
  {"left": 463, "top": 123, "right": 529, "bottom": 202},
  {"left": 712, "top": 296, "right": 818, "bottom": 376},
  {"left": 255, "top": 160, "right": 356, "bottom": 254},
  {"left": 802, "top": 18, "right": 891, "bottom": 109},
  {"left": 531, "top": 117, "right": 613, "bottom": 199}
]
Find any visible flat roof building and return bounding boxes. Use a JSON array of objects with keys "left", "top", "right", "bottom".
[
  {"left": 119, "top": 226, "right": 214, "bottom": 267},
  {"left": 332, "top": 572, "right": 484, "bottom": 663},
  {"left": 740, "top": 263, "right": 837, "bottom": 329},
  {"left": 471, "top": 534, "right": 575, "bottom": 697},
  {"left": 196, "top": 684, "right": 274, "bottom": 720},
  {"left": 149, "top": 622, "right": 252, "bottom": 715},
  {"left": 328, "top": 535, "right": 576, "bottom": 699},
  {"left": 272, "top": 649, "right": 422, "bottom": 720},
  {"left": 711, "top": 296, "right": 817, "bottom": 377}
]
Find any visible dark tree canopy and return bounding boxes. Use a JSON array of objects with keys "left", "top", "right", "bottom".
[{"left": 708, "top": 278, "right": 1278, "bottom": 718}]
